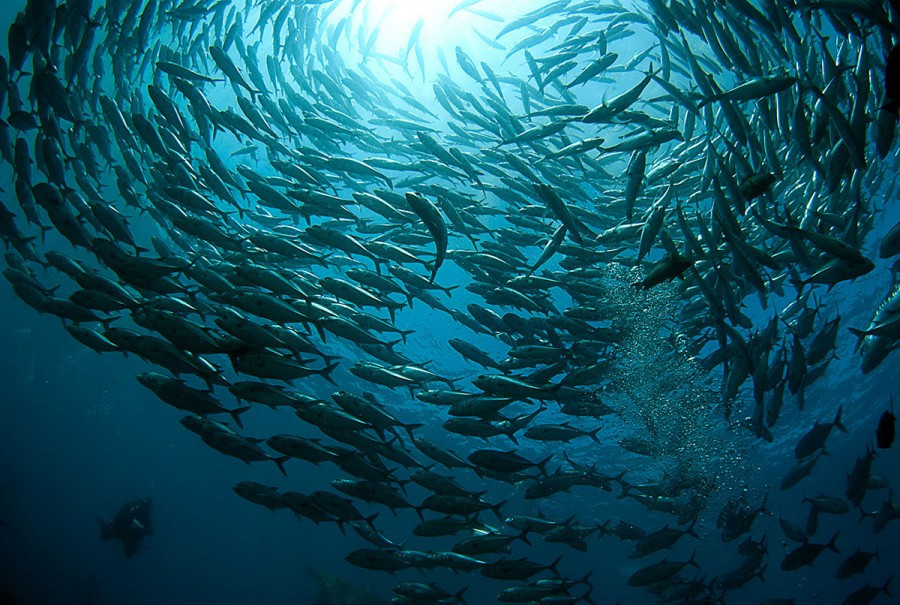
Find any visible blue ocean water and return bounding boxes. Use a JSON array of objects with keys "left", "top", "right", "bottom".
[{"left": 0, "top": 1, "right": 898, "bottom": 604}]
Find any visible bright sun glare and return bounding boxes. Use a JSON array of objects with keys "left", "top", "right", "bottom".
[
  {"left": 327, "top": 0, "right": 501, "bottom": 61},
  {"left": 362, "top": 0, "right": 462, "bottom": 38}
]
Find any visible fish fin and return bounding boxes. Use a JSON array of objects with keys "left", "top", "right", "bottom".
[
  {"left": 579, "top": 588, "right": 596, "bottom": 605},
  {"left": 403, "top": 423, "right": 424, "bottom": 440},
  {"left": 452, "top": 586, "right": 467, "bottom": 603},
  {"left": 548, "top": 554, "right": 562, "bottom": 576},
  {"left": 491, "top": 499, "right": 508, "bottom": 522},
  {"left": 688, "top": 547, "right": 700, "bottom": 569},
  {"left": 826, "top": 530, "right": 840, "bottom": 554},
  {"left": 98, "top": 315, "right": 118, "bottom": 330},
  {"left": 318, "top": 362, "right": 340, "bottom": 385},
  {"left": 833, "top": 405, "right": 847, "bottom": 433},
  {"left": 685, "top": 518, "right": 699, "bottom": 539},
  {"left": 517, "top": 529, "right": 531, "bottom": 546},
  {"left": 274, "top": 455, "right": 289, "bottom": 476},
  {"left": 789, "top": 277, "right": 808, "bottom": 293},
  {"left": 365, "top": 513, "right": 379, "bottom": 531},
  {"left": 537, "top": 454, "right": 553, "bottom": 476},
  {"left": 578, "top": 569, "right": 594, "bottom": 590},
  {"left": 229, "top": 406, "right": 252, "bottom": 429},
  {"left": 846, "top": 327, "right": 868, "bottom": 352}
]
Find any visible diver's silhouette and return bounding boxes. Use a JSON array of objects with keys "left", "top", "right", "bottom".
[{"left": 100, "top": 498, "right": 153, "bottom": 558}]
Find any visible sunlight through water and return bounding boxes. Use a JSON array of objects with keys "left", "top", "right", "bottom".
[
  {"left": 358, "top": 0, "right": 462, "bottom": 34},
  {"left": 324, "top": 0, "right": 529, "bottom": 72}
]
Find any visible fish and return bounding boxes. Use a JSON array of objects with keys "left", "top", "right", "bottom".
[
  {"left": 209, "top": 45, "right": 259, "bottom": 97},
  {"left": 628, "top": 522, "right": 698, "bottom": 558},
  {"left": 452, "top": 530, "right": 530, "bottom": 556},
  {"left": 836, "top": 549, "right": 879, "bottom": 579},
  {"left": 393, "top": 583, "right": 466, "bottom": 604},
  {"left": 633, "top": 251, "right": 694, "bottom": 289},
  {"left": 841, "top": 577, "right": 893, "bottom": 605},
  {"left": 876, "top": 397, "right": 895, "bottom": 449},
  {"left": 780, "top": 531, "right": 840, "bottom": 571},
  {"left": 781, "top": 452, "right": 826, "bottom": 491},
  {"left": 717, "top": 494, "right": 769, "bottom": 542},
  {"left": 794, "top": 406, "right": 847, "bottom": 459},
  {"left": 697, "top": 74, "right": 797, "bottom": 107},
  {"left": 137, "top": 372, "right": 250, "bottom": 427},
  {"left": 156, "top": 61, "right": 224, "bottom": 84},
  {"left": 233, "top": 482, "right": 286, "bottom": 512},
  {"left": 1, "top": 1, "right": 899, "bottom": 603},
  {"left": 480, "top": 555, "right": 561, "bottom": 580},
  {"left": 404, "top": 191, "right": 448, "bottom": 283},
  {"left": 467, "top": 449, "right": 552, "bottom": 475},
  {"left": 346, "top": 548, "right": 410, "bottom": 573},
  {"left": 627, "top": 550, "right": 699, "bottom": 586}
]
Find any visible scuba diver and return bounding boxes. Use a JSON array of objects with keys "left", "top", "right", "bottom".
[{"left": 99, "top": 498, "right": 153, "bottom": 558}]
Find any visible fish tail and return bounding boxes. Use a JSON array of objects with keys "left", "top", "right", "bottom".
[
  {"left": 230, "top": 406, "right": 252, "bottom": 429},
  {"left": 846, "top": 327, "right": 868, "bottom": 352},
  {"left": 580, "top": 587, "right": 596, "bottom": 605},
  {"left": 319, "top": 362, "right": 340, "bottom": 385},
  {"left": 452, "top": 587, "right": 467, "bottom": 604},
  {"left": 688, "top": 547, "right": 700, "bottom": 569},
  {"left": 365, "top": 512, "right": 379, "bottom": 531},
  {"left": 685, "top": 518, "right": 699, "bottom": 539},
  {"left": 537, "top": 454, "right": 553, "bottom": 476},
  {"left": 517, "top": 529, "right": 531, "bottom": 546},
  {"left": 548, "top": 554, "right": 562, "bottom": 576},
  {"left": 274, "top": 455, "right": 289, "bottom": 477},
  {"left": 491, "top": 499, "right": 508, "bottom": 522},
  {"left": 403, "top": 423, "right": 424, "bottom": 441},
  {"left": 833, "top": 405, "right": 847, "bottom": 433},
  {"left": 827, "top": 530, "right": 840, "bottom": 554}
]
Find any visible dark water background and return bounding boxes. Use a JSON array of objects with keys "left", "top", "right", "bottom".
[{"left": 0, "top": 1, "right": 899, "bottom": 604}]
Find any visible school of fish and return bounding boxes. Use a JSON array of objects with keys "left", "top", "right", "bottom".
[{"left": 1, "top": 0, "right": 899, "bottom": 602}]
